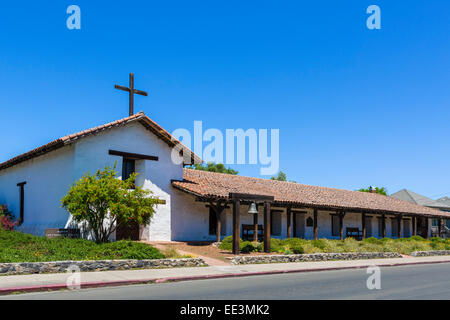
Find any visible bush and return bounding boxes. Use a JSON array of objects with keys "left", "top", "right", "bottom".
[
  {"left": 0, "top": 215, "right": 16, "bottom": 231},
  {"left": 410, "top": 235, "right": 426, "bottom": 241},
  {"left": 0, "top": 230, "right": 164, "bottom": 262},
  {"left": 61, "top": 165, "right": 160, "bottom": 243},
  {"left": 363, "top": 237, "right": 382, "bottom": 245},
  {"left": 240, "top": 241, "right": 261, "bottom": 253}
]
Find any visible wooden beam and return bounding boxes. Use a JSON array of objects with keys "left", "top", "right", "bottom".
[
  {"left": 253, "top": 212, "right": 259, "bottom": 242},
  {"left": 264, "top": 202, "right": 271, "bottom": 253},
  {"left": 362, "top": 213, "right": 366, "bottom": 240},
  {"left": 229, "top": 193, "right": 274, "bottom": 202},
  {"left": 286, "top": 206, "right": 292, "bottom": 238},
  {"left": 438, "top": 218, "right": 442, "bottom": 238},
  {"left": 426, "top": 218, "right": 430, "bottom": 239},
  {"left": 313, "top": 209, "right": 318, "bottom": 240},
  {"left": 109, "top": 150, "right": 158, "bottom": 161},
  {"left": 398, "top": 215, "right": 403, "bottom": 238},
  {"left": 293, "top": 211, "right": 297, "bottom": 238},
  {"left": 382, "top": 214, "right": 386, "bottom": 238},
  {"left": 412, "top": 216, "right": 417, "bottom": 236},
  {"left": 232, "top": 199, "right": 240, "bottom": 254},
  {"left": 339, "top": 211, "right": 345, "bottom": 240}
]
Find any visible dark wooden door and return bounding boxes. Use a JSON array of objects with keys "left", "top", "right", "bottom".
[
  {"left": 416, "top": 217, "right": 428, "bottom": 238},
  {"left": 116, "top": 220, "right": 140, "bottom": 241}
]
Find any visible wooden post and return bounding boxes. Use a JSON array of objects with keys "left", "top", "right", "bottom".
[
  {"left": 216, "top": 208, "right": 222, "bottom": 243},
  {"left": 381, "top": 214, "right": 386, "bottom": 238},
  {"left": 362, "top": 213, "right": 366, "bottom": 240},
  {"left": 293, "top": 211, "right": 297, "bottom": 238},
  {"left": 253, "top": 212, "right": 258, "bottom": 242},
  {"left": 412, "top": 216, "right": 417, "bottom": 236},
  {"left": 426, "top": 218, "right": 430, "bottom": 239},
  {"left": 398, "top": 215, "right": 403, "bottom": 238},
  {"left": 313, "top": 209, "right": 318, "bottom": 240},
  {"left": 232, "top": 199, "right": 240, "bottom": 255},
  {"left": 264, "top": 202, "right": 271, "bottom": 253},
  {"left": 438, "top": 218, "right": 442, "bottom": 238},
  {"left": 286, "top": 206, "right": 292, "bottom": 238},
  {"left": 339, "top": 211, "right": 344, "bottom": 240}
]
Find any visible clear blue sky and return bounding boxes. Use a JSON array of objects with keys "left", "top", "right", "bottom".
[{"left": 0, "top": 1, "right": 449, "bottom": 198}]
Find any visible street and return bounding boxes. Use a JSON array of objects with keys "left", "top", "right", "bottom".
[{"left": 3, "top": 262, "right": 450, "bottom": 300}]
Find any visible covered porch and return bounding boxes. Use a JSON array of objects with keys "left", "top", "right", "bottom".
[{"left": 172, "top": 169, "right": 450, "bottom": 253}]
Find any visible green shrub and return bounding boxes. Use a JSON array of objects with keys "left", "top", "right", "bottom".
[
  {"left": 240, "top": 241, "right": 261, "bottom": 253},
  {"left": 410, "top": 235, "right": 426, "bottom": 241},
  {"left": 0, "top": 230, "right": 164, "bottom": 263},
  {"left": 363, "top": 237, "right": 381, "bottom": 245}
]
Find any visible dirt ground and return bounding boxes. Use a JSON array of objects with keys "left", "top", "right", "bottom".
[{"left": 145, "top": 241, "right": 276, "bottom": 265}]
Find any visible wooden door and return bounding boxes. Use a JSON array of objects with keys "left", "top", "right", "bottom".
[
  {"left": 294, "top": 212, "right": 305, "bottom": 238},
  {"left": 116, "top": 220, "right": 140, "bottom": 241}
]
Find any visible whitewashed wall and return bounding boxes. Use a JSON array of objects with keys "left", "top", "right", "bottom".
[
  {"left": 0, "top": 145, "right": 75, "bottom": 236},
  {"left": 72, "top": 122, "right": 183, "bottom": 241},
  {"left": 0, "top": 122, "right": 183, "bottom": 241}
]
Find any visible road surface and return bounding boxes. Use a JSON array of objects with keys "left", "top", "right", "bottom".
[{"left": 3, "top": 263, "right": 450, "bottom": 299}]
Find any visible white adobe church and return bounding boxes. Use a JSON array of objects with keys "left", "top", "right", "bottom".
[{"left": 0, "top": 78, "right": 448, "bottom": 243}]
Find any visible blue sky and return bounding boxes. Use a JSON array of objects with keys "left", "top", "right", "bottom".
[{"left": 0, "top": 1, "right": 449, "bottom": 198}]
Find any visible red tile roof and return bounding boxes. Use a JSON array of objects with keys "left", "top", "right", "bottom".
[
  {"left": 172, "top": 169, "right": 450, "bottom": 217},
  {"left": 0, "top": 112, "right": 201, "bottom": 171}
]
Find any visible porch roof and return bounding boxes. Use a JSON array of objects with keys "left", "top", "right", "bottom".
[{"left": 172, "top": 169, "right": 450, "bottom": 218}]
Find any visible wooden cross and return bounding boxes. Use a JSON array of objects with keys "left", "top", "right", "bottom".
[{"left": 114, "top": 73, "right": 148, "bottom": 116}]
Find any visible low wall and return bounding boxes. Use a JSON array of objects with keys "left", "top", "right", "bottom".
[
  {"left": 410, "top": 250, "right": 450, "bottom": 257},
  {"left": 0, "top": 258, "right": 207, "bottom": 276},
  {"left": 231, "top": 252, "right": 402, "bottom": 265}
]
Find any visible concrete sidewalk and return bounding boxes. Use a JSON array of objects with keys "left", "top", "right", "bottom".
[{"left": 2, "top": 255, "right": 450, "bottom": 295}]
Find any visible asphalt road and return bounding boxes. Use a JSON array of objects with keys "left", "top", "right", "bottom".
[{"left": 3, "top": 263, "right": 450, "bottom": 300}]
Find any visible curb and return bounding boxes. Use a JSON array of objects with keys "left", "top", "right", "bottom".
[{"left": 2, "top": 259, "right": 450, "bottom": 296}]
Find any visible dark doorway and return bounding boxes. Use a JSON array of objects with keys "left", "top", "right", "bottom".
[
  {"left": 116, "top": 220, "right": 140, "bottom": 241},
  {"left": 416, "top": 217, "right": 428, "bottom": 238}
]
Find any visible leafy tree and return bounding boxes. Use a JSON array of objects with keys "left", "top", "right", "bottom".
[
  {"left": 271, "top": 171, "right": 297, "bottom": 183},
  {"left": 358, "top": 186, "right": 388, "bottom": 195},
  {"left": 190, "top": 162, "right": 238, "bottom": 175},
  {"left": 61, "top": 165, "right": 161, "bottom": 243}
]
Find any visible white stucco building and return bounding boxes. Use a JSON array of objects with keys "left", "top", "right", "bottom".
[{"left": 0, "top": 112, "right": 447, "bottom": 243}]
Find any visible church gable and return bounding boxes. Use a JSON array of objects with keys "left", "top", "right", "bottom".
[{"left": 0, "top": 112, "right": 201, "bottom": 173}]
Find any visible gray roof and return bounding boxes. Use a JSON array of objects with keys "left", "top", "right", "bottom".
[
  {"left": 391, "top": 189, "right": 450, "bottom": 210},
  {"left": 438, "top": 197, "right": 450, "bottom": 206}
]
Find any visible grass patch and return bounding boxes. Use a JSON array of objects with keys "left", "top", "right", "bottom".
[
  {"left": 218, "top": 235, "right": 446, "bottom": 255},
  {"left": 0, "top": 230, "right": 165, "bottom": 263}
]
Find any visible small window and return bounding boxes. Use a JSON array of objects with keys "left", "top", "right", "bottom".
[
  {"left": 432, "top": 219, "right": 438, "bottom": 227},
  {"left": 306, "top": 217, "right": 313, "bottom": 227},
  {"left": 209, "top": 208, "right": 216, "bottom": 235},
  {"left": 331, "top": 215, "right": 339, "bottom": 237},
  {"left": 122, "top": 158, "right": 135, "bottom": 181},
  {"left": 270, "top": 211, "right": 282, "bottom": 236}
]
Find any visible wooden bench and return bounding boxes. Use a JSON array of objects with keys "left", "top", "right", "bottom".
[
  {"left": 242, "top": 224, "right": 264, "bottom": 241},
  {"left": 345, "top": 227, "right": 362, "bottom": 240}
]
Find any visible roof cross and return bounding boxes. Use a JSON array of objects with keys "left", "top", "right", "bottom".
[{"left": 114, "top": 73, "right": 148, "bottom": 116}]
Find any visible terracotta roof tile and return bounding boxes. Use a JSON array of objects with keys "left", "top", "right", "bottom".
[
  {"left": 0, "top": 112, "right": 201, "bottom": 171},
  {"left": 172, "top": 169, "right": 450, "bottom": 217}
]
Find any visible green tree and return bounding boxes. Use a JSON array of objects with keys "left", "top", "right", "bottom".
[
  {"left": 271, "top": 171, "right": 297, "bottom": 183},
  {"left": 358, "top": 186, "right": 388, "bottom": 195},
  {"left": 190, "top": 162, "right": 238, "bottom": 175},
  {"left": 61, "top": 165, "right": 161, "bottom": 243}
]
